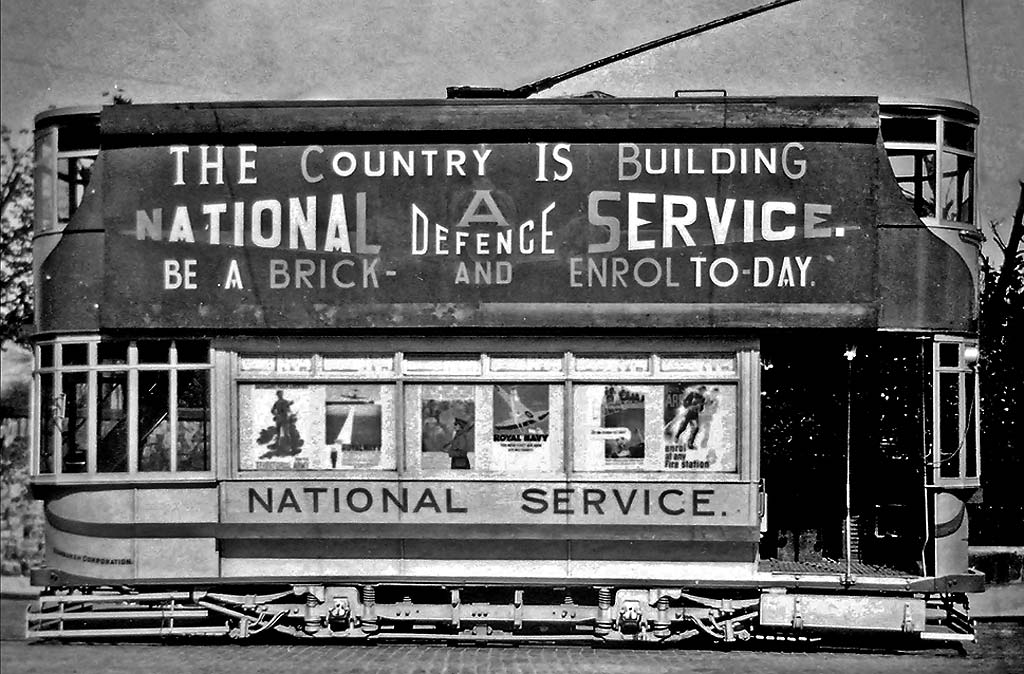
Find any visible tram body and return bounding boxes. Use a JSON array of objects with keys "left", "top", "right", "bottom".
[{"left": 26, "top": 96, "right": 984, "bottom": 645}]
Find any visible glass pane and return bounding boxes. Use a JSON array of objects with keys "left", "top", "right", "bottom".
[
  {"left": 663, "top": 383, "right": 738, "bottom": 471},
  {"left": 404, "top": 358, "right": 482, "bottom": 376},
  {"left": 38, "top": 374, "right": 55, "bottom": 473},
  {"left": 96, "top": 371, "right": 128, "bottom": 472},
  {"left": 98, "top": 341, "right": 128, "bottom": 365},
  {"left": 61, "top": 372, "right": 89, "bottom": 473},
  {"left": 176, "top": 341, "right": 210, "bottom": 364},
  {"left": 881, "top": 117, "right": 935, "bottom": 144},
  {"left": 56, "top": 156, "right": 94, "bottom": 222},
  {"left": 322, "top": 356, "right": 394, "bottom": 375},
  {"left": 408, "top": 384, "right": 477, "bottom": 471},
  {"left": 39, "top": 345, "right": 54, "bottom": 368},
  {"left": 137, "top": 340, "right": 170, "bottom": 363},
  {"left": 660, "top": 355, "right": 736, "bottom": 376},
  {"left": 488, "top": 356, "right": 563, "bottom": 374},
  {"left": 939, "top": 342, "right": 960, "bottom": 368},
  {"left": 238, "top": 385, "right": 316, "bottom": 470},
  {"left": 488, "top": 384, "right": 563, "bottom": 473},
  {"left": 965, "top": 373, "right": 978, "bottom": 478},
  {"left": 138, "top": 370, "right": 171, "bottom": 471},
  {"left": 944, "top": 122, "right": 975, "bottom": 151},
  {"left": 888, "top": 151, "right": 935, "bottom": 218},
  {"left": 62, "top": 343, "right": 88, "bottom": 366},
  {"left": 56, "top": 156, "right": 71, "bottom": 225},
  {"left": 938, "top": 372, "right": 961, "bottom": 478},
  {"left": 940, "top": 152, "right": 973, "bottom": 223},
  {"left": 325, "top": 384, "right": 386, "bottom": 469},
  {"left": 575, "top": 357, "right": 649, "bottom": 374},
  {"left": 34, "top": 128, "right": 56, "bottom": 233},
  {"left": 177, "top": 370, "right": 210, "bottom": 471},
  {"left": 573, "top": 384, "right": 651, "bottom": 471}
]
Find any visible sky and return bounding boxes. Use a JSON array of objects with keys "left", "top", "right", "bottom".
[
  {"left": 1, "top": 0, "right": 1021, "bottom": 243},
  {"left": 0, "top": 0, "right": 1021, "bottom": 403}
]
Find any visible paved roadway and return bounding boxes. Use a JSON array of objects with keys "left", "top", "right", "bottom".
[{"left": 2, "top": 599, "right": 1021, "bottom": 673}]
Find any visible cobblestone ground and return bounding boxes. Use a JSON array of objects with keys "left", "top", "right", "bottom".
[{"left": 2, "top": 599, "right": 1021, "bottom": 674}]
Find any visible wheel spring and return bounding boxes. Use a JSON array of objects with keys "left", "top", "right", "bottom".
[
  {"left": 596, "top": 587, "right": 614, "bottom": 635},
  {"left": 360, "top": 585, "right": 378, "bottom": 633}
]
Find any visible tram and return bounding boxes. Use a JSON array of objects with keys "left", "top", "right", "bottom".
[{"left": 25, "top": 95, "right": 984, "bottom": 645}]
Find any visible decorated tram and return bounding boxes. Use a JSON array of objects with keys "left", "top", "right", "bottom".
[{"left": 26, "top": 95, "right": 984, "bottom": 645}]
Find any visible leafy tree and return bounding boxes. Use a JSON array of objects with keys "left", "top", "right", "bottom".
[
  {"left": 974, "top": 183, "right": 1024, "bottom": 544},
  {"left": 1, "top": 125, "right": 34, "bottom": 345}
]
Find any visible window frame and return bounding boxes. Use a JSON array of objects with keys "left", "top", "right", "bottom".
[
  {"left": 881, "top": 112, "right": 978, "bottom": 229},
  {"left": 32, "top": 336, "right": 214, "bottom": 482},
  {"left": 930, "top": 336, "right": 981, "bottom": 487},
  {"left": 229, "top": 347, "right": 754, "bottom": 483}
]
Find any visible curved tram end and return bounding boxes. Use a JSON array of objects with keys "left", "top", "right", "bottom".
[{"left": 25, "top": 581, "right": 977, "bottom": 650}]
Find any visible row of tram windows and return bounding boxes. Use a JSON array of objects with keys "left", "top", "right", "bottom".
[
  {"left": 235, "top": 352, "right": 743, "bottom": 475},
  {"left": 34, "top": 339, "right": 211, "bottom": 474},
  {"left": 31, "top": 339, "right": 979, "bottom": 482},
  {"left": 32, "top": 345, "right": 745, "bottom": 477}
]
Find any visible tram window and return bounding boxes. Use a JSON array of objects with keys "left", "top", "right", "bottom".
[
  {"left": 408, "top": 384, "right": 478, "bottom": 472},
  {"left": 937, "top": 372, "right": 961, "bottom": 479},
  {"left": 944, "top": 122, "right": 975, "bottom": 152},
  {"left": 177, "top": 370, "right": 210, "bottom": 471},
  {"left": 238, "top": 383, "right": 396, "bottom": 471},
  {"left": 176, "top": 341, "right": 210, "bottom": 363},
  {"left": 39, "top": 344, "right": 54, "bottom": 368},
  {"left": 137, "top": 340, "right": 171, "bottom": 363},
  {"left": 881, "top": 117, "right": 935, "bottom": 144},
  {"left": 98, "top": 341, "right": 128, "bottom": 365},
  {"left": 887, "top": 151, "right": 936, "bottom": 218},
  {"left": 61, "top": 372, "right": 89, "bottom": 473},
  {"left": 138, "top": 370, "right": 171, "bottom": 471},
  {"left": 62, "top": 343, "right": 88, "bottom": 366},
  {"left": 965, "top": 372, "right": 978, "bottom": 478},
  {"left": 404, "top": 383, "right": 564, "bottom": 474},
  {"left": 33, "top": 338, "right": 213, "bottom": 477},
  {"left": 96, "top": 371, "right": 129, "bottom": 473},
  {"left": 938, "top": 342, "right": 960, "bottom": 368},
  {"left": 56, "top": 156, "right": 94, "bottom": 224},
  {"left": 940, "top": 152, "right": 974, "bottom": 223},
  {"left": 933, "top": 338, "right": 981, "bottom": 485},
  {"left": 38, "top": 374, "right": 55, "bottom": 473},
  {"left": 573, "top": 383, "right": 737, "bottom": 473}
]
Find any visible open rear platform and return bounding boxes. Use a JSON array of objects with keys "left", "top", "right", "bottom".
[{"left": 759, "top": 558, "right": 916, "bottom": 578}]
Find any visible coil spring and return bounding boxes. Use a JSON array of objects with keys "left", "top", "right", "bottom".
[
  {"left": 361, "top": 585, "right": 376, "bottom": 604},
  {"left": 595, "top": 587, "right": 614, "bottom": 636}
]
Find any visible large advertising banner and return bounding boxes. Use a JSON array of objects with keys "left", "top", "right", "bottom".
[{"left": 99, "top": 125, "right": 880, "bottom": 329}]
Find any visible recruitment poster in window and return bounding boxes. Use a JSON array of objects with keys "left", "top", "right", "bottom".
[
  {"left": 490, "top": 384, "right": 553, "bottom": 471},
  {"left": 324, "top": 384, "right": 387, "bottom": 469},
  {"left": 239, "top": 385, "right": 324, "bottom": 470},
  {"left": 662, "top": 383, "right": 737, "bottom": 471},
  {"left": 419, "top": 384, "right": 476, "bottom": 471},
  {"left": 574, "top": 385, "right": 649, "bottom": 470}
]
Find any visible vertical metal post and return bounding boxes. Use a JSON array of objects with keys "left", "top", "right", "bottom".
[{"left": 843, "top": 345, "right": 857, "bottom": 584}]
